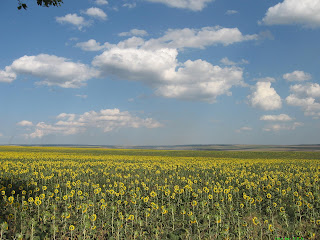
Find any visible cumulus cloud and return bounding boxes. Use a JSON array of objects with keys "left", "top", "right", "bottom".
[
  {"left": 142, "top": 26, "right": 258, "bottom": 50},
  {"left": 248, "top": 81, "right": 282, "bottom": 110},
  {"left": 235, "top": 126, "right": 252, "bottom": 133},
  {"left": 220, "top": 57, "right": 248, "bottom": 66},
  {"left": 76, "top": 37, "right": 145, "bottom": 51},
  {"left": 260, "top": 114, "right": 293, "bottom": 121},
  {"left": 2, "top": 54, "right": 99, "bottom": 88},
  {"left": 261, "top": 0, "right": 320, "bottom": 28},
  {"left": 286, "top": 82, "right": 320, "bottom": 118},
  {"left": 263, "top": 122, "right": 303, "bottom": 132},
  {"left": 17, "top": 120, "right": 33, "bottom": 126},
  {"left": 92, "top": 47, "right": 244, "bottom": 103},
  {"left": 0, "top": 66, "right": 16, "bottom": 83},
  {"left": 20, "top": 108, "right": 162, "bottom": 138},
  {"left": 75, "top": 39, "right": 107, "bottom": 51},
  {"left": 119, "top": 29, "right": 148, "bottom": 37},
  {"left": 56, "top": 14, "right": 91, "bottom": 30},
  {"left": 84, "top": 7, "right": 107, "bottom": 20},
  {"left": 76, "top": 26, "right": 258, "bottom": 52},
  {"left": 289, "top": 83, "right": 320, "bottom": 98},
  {"left": 253, "top": 77, "right": 276, "bottom": 83},
  {"left": 283, "top": 70, "right": 312, "bottom": 81},
  {"left": 95, "top": 0, "right": 108, "bottom": 5}
]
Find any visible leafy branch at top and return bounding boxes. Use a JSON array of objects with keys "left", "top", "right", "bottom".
[{"left": 17, "top": 0, "right": 63, "bottom": 10}]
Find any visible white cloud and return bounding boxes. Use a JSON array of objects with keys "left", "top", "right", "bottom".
[
  {"left": 95, "top": 0, "right": 108, "bottom": 5},
  {"left": 235, "top": 126, "right": 252, "bottom": 133},
  {"left": 286, "top": 82, "right": 320, "bottom": 118},
  {"left": 283, "top": 70, "right": 312, "bottom": 81},
  {"left": 220, "top": 57, "right": 248, "bottom": 66},
  {"left": 4, "top": 54, "right": 99, "bottom": 88},
  {"left": 123, "top": 3, "right": 136, "bottom": 8},
  {"left": 56, "top": 14, "right": 91, "bottom": 30},
  {"left": 75, "top": 39, "right": 106, "bottom": 51},
  {"left": 261, "top": 0, "right": 320, "bottom": 28},
  {"left": 226, "top": 10, "right": 238, "bottom": 15},
  {"left": 0, "top": 133, "right": 3, "bottom": 137},
  {"left": 119, "top": 29, "right": 148, "bottom": 37},
  {"left": 17, "top": 120, "right": 33, "bottom": 126},
  {"left": 248, "top": 81, "right": 282, "bottom": 110},
  {"left": 76, "top": 26, "right": 258, "bottom": 52},
  {"left": 93, "top": 47, "right": 244, "bottom": 103},
  {"left": 0, "top": 66, "right": 16, "bottom": 83},
  {"left": 84, "top": 7, "right": 107, "bottom": 20},
  {"left": 76, "top": 37, "right": 145, "bottom": 51},
  {"left": 21, "top": 108, "right": 162, "bottom": 138},
  {"left": 289, "top": 83, "right": 320, "bottom": 98},
  {"left": 75, "top": 94, "right": 88, "bottom": 99},
  {"left": 142, "top": 26, "right": 258, "bottom": 50},
  {"left": 263, "top": 122, "right": 303, "bottom": 132},
  {"left": 145, "top": 0, "right": 214, "bottom": 11},
  {"left": 254, "top": 77, "right": 276, "bottom": 83},
  {"left": 260, "top": 114, "right": 293, "bottom": 121}
]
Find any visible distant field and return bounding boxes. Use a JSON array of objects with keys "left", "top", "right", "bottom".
[
  {"left": 0, "top": 146, "right": 319, "bottom": 239},
  {"left": 8, "top": 143, "right": 320, "bottom": 152}
]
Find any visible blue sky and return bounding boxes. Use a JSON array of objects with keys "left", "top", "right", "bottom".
[{"left": 1, "top": 0, "right": 320, "bottom": 145}]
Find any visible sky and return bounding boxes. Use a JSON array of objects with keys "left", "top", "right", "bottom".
[{"left": 1, "top": 0, "right": 320, "bottom": 145}]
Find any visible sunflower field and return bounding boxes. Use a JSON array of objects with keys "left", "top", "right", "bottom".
[{"left": 0, "top": 146, "right": 319, "bottom": 239}]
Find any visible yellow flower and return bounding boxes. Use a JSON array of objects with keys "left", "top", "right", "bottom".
[
  {"left": 90, "top": 214, "right": 97, "bottom": 222},
  {"left": 77, "top": 190, "right": 82, "bottom": 196},
  {"left": 208, "top": 194, "right": 213, "bottom": 200},
  {"left": 127, "top": 215, "right": 134, "bottom": 221},
  {"left": 162, "top": 209, "right": 168, "bottom": 214},
  {"left": 296, "top": 201, "right": 302, "bottom": 207},
  {"left": 191, "top": 200, "right": 198, "bottom": 206},
  {"left": 240, "top": 203, "right": 244, "bottom": 208},
  {"left": 266, "top": 193, "right": 271, "bottom": 199},
  {"left": 150, "top": 191, "right": 157, "bottom": 197},
  {"left": 280, "top": 207, "right": 285, "bottom": 212},
  {"left": 34, "top": 199, "right": 42, "bottom": 206},
  {"left": 252, "top": 217, "right": 259, "bottom": 225},
  {"left": 268, "top": 224, "right": 273, "bottom": 232},
  {"left": 42, "top": 186, "right": 47, "bottom": 191}
]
